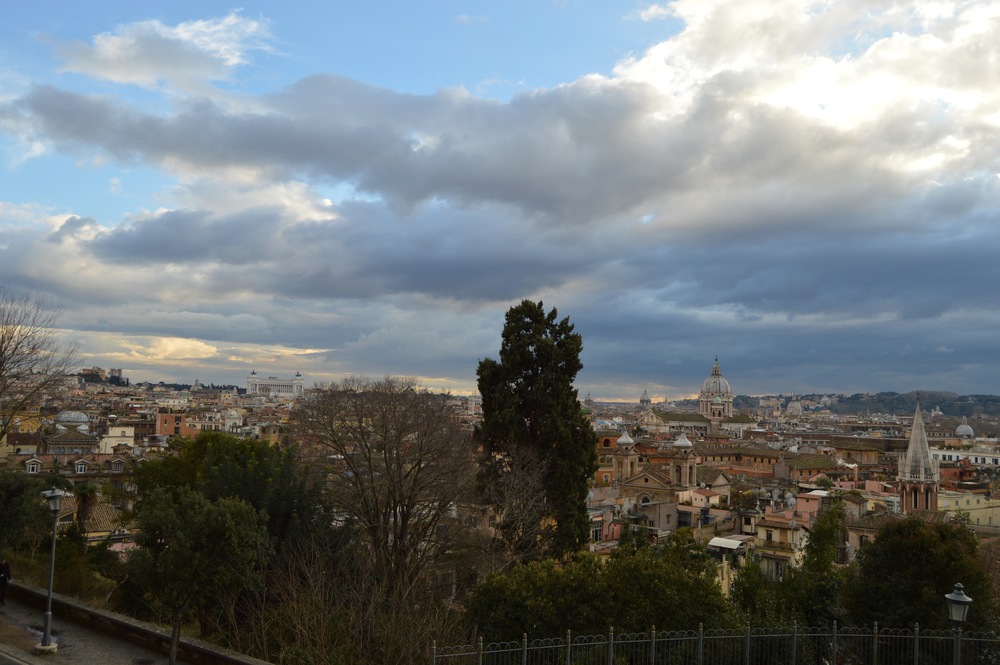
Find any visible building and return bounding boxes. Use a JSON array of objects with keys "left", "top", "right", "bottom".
[
  {"left": 755, "top": 509, "right": 808, "bottom": 580},
  {"left": 247, "top": 370, "right": 305, "bottom": 397},
  {"left": 639, "top": 390, "right": 651, "bottom": 407},
  {"left": 938, "top": 490, "right": 1000, "bottom": 528},
  {"left": 897, "top": 403, "right": 939, "bottom": 513},
  {"left": 699, "top": 357, "right": 734, "bottom": 434}
]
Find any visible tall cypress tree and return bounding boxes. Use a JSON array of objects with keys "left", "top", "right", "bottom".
[{"left": 476, "top": 300, "right": 597, "bottom": 556}]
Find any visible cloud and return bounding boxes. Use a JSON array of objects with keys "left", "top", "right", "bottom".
[
  {"left": 3, "top": 4, "right": 1000, "bottom": 396},
  {"left": 637, "top": 4, "right": 673, "bottom": 22},
  {"left": 53, "top": 11, "right": 272, "bottom": 93},
  {"left": 118, "top": 336, "right": 219, "bottom": 361}
]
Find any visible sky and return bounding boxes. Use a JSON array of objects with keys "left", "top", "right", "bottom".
[{"left": 1, "top": 1, "right": 999, "bottom": 401}]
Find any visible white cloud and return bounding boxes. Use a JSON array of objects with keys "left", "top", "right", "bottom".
[
  {"left": 637, "top": 4, "right": 674, "bottom": 22},
  {"left": 54, "top": 11, "right": 272, "bottom": 93}
]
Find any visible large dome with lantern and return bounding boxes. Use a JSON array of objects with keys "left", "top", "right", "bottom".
[
  {"left": 698, "top": 357, "right": 734, "bottom": 423},
  {"left": 701, "top": 358, "right": 732, "bottom": 396}
]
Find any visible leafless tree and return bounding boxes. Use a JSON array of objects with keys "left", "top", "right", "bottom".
[
  {"left": 227, "top": 529, "right": 470, "bottom": 665},
  {"left": 0, "top": 286, "right": 78, "bottom": 440},
  {"left": 479, "top": 445, "right": 551, "bottom": 571},
  {"left": 294, "top": 376, "right": 479, "bottom": 605}
]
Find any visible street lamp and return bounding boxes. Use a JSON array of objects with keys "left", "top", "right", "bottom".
[
  {"left": 945, "top": 583, "right": 973, "bottom": 665},
  {"left": 36, "top": 488, "right": 66, "bottom": 654}
]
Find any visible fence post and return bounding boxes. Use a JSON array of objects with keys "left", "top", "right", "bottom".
[
  {"left": 698, "top": 622, "right": 705, "bottom": 665},
  {"left": 608, "top": 627, "right": 615, "bottom": 665},
  {"left": 914, "top": 623, "right": 920, "bottom": 665},
  {"left": 791, "top": 621, "right": 797, "bottom": 665},
  {"left": 832, "top": 621, "right": 839, "bottom": 665},
  {"left": 649, "top": 625, "right": 656, "bottom": 665},
  {"left": 566, "top": 629, "right": 572, "bottom": 665},
  {"left": 745, "top": 625, "right": 751, "bottom": 665},
  {"left": 478, "top": 636, "right": 484, "bottom": 665},
  {"left": 431, "top": 640, "right": 437, "bottom": 665},
  {"left": 522, "top": 633, "right": 528, "bottom": 665},
  {"left": 872, "top": 621, "right": 878, "bottom": 664}
]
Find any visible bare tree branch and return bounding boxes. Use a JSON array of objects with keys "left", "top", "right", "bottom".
[
  {"left": 294, "top": 376, "right": 478, "bottom": 604},
  {"left": 0, "top": 286, "right": 78, "bottom": 440}
]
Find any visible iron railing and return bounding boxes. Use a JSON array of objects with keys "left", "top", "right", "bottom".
[{"left": 432, "top": 623, "right": 1000, "bottom": 665}]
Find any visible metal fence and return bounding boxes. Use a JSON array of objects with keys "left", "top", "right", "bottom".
[{"left": 432, "top": 623, "right": 1000, "bottom": 665}]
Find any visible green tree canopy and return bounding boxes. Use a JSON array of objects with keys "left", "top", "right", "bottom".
[
  {"left": 842, "top": 515, "right": 998, "bottom": 630},
  {"left": 476, "top": 300, "right": 597, "bottom": 556},
  {"left": 0, "top": 472, "right": 50, "bottom": 552},
  {"left": 466, "top": 549, "right": 733, "bottom": 641},
  {"left": 657, "top": 527, "right": 717, "bottom": 577},
  {"left": 128, "top": 486, "right": 271, "bottom": 664},
  {"left": 134, "top": 430, "right": 329, "bottom": 549}
]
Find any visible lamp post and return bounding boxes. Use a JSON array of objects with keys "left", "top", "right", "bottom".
[
  {"left": 945, "top": 582, "right": 973, "bottom": 665},
  {"left": 36, "top": 488, "right": 65, "bottom": 654}
]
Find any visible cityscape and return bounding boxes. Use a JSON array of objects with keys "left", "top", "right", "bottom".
[
  {"left": 0, "top": 301, "right": 999, "bottom": 662},
  {"left": 3, "top": 1, "right": 1000, "bottom": 663}
]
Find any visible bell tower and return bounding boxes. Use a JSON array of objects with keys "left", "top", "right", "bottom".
[{"left": 898, "top": 402, "right": 939, "bottom": 513}]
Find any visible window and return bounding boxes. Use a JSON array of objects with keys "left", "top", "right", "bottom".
[
  {"left": 591, "top": 525, "right": 602, "bottom": 542},
  {"left": 112, "top": 460, "right": 124, "bottom": 473},
  {"left": 27, "top": 461, "right": 39, "bottom": 474},
  {"left": 75, "top": 462, "right": 87, "bottom": 474},
  {"left": 766, "top": 529, "right": 774, "bottom": 542}
]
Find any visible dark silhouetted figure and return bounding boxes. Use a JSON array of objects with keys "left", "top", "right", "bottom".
[{"left": 0, "top": 559, "right": 10, "bottom": 605}]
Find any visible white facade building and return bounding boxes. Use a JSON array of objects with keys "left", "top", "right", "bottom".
[
  {"left": 930, "top": 446, "right": 1000, "bottom": 468},
  {"left": 247, "top": 371, "right": 305, "bottom": 397}
]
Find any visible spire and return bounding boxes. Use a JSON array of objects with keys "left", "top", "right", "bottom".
[{"left": 899, "top": 402, "right": 938, "bottom": 483}]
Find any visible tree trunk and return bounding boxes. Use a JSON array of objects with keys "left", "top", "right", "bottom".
[{"left": 170, "top": 608, "right": 182, "bottom": 665}]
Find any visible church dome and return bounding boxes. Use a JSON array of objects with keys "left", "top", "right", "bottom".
[
  {"left": 956, "top": 417, "right": 974, "bottom": 438},
  {"left": 674, "top": 432, "right": 693, "bottom": 448},
  {"left": 57, "top": 411, "right": 88, "bottom": 424},
  {"left": 55, "top": 410, "right": 91, "bottom": 433},
  {"left": 617, "top": 430, "right": 634, "bottom": 446},
  {"left": 701, "top": 358, "right": 731, "bottom": 395}
]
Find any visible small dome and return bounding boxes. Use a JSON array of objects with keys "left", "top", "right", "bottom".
[
  {"left": 674, "top": 432, "right": 693, "bottom": 448},
  {"left": 617, "top": 430, "right": 634, "bottom": 446},
  {"left": 956, "top": 417, "right": 974, "bottom": 438},
  {"left": 57, "top": 411, "right": 89, "bottom": 424}
]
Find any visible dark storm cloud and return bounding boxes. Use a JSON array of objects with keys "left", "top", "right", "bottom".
[
  {"left": 89, "top": 207, "right": 287, "bottom": 263},
  {"left": 4, "top": 3, "right": 1000, "bottom": 395}
]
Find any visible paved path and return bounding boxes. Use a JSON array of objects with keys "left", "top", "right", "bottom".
[{"left": 0, "top": 596, "right": 175, "bottom": 665}]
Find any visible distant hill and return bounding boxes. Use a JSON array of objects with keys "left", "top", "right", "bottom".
[{"left": 730, "top": 391, "right": 1000, "bottom": 418}]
